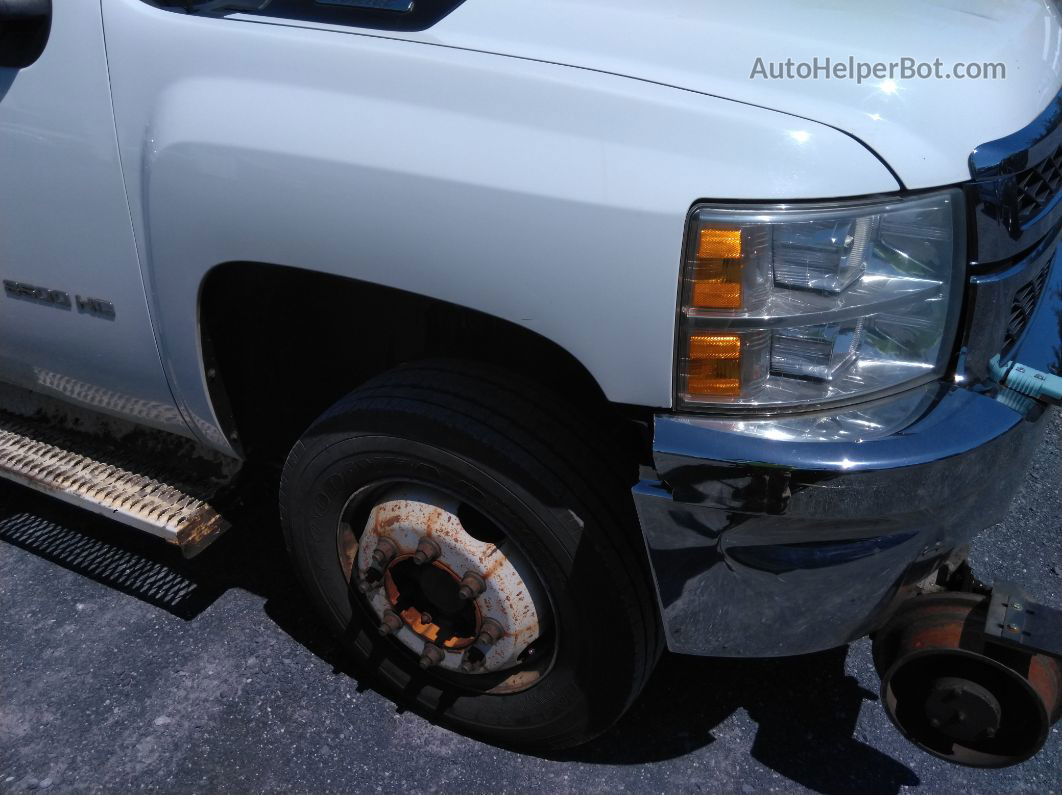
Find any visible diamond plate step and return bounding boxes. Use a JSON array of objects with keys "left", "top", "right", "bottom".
[{"left": 0, "top": 413, "right": 232, "bottom": 556}]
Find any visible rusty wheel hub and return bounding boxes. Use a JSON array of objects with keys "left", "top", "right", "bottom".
[{"left": 344, "top": 485, "right": 546, "bottom": 675}]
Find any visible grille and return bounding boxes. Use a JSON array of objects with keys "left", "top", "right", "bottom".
[
  {"left": 1003, "top": 258, "right": 1052, "bottom": 350},
  {"left": 1016, "top": 144, "right": 1062, "bottom": 224}
]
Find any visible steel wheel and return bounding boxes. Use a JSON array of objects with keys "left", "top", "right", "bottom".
[
  {"left": 281, "top": 361, "right": 663, "bottom": 749},
  {"left": 337, "top": 482, "right": 554, "bottom": 693}
]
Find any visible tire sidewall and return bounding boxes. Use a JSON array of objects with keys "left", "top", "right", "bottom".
[{"left": 282, "top": 416, "right": 635, "bottom": 745}]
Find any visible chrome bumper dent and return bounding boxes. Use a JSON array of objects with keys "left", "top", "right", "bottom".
[{"left": 634, "top": 248, "right": 1061, "bottom": 658}]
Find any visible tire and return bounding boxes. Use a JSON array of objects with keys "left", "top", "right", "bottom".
[{"left": 279, "top": 359, "right": 663, "bottom": 750}]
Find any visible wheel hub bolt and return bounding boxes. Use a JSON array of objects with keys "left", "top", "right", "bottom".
[
  {"left": 365, "top": 538, "right": 398, "bottom": 583},
  {"left": 378, "top": 609, "right": 404, "bottom": 636},
  {"left": 460, "top": 618, "right": 503, "bottom": 672},
  {"left": 457, "top": 571, "right": 486, "bottom": 601},
  {"left": 419, "top": 642, "right": 445, "bottom": 669},
  {"left": 413, "top": 538, "right": 441, "bottom": 566},
  {"left": 420, "top": 611, "right": 434, "bottom": 625},
  {"left": 460, "top": 649, "right": 485, "bottom": 673},
  {"left": 475, "top": 617, "right": 504, "bottom": 646}
]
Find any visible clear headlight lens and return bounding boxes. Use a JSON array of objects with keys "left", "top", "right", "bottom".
[{"left": 677, "top": 190, "right": 964, "bottom": 410}]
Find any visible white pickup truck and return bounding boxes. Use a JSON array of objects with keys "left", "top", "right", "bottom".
[{"left": 1, "top": 0, "right": 1061, "bottom": 767}]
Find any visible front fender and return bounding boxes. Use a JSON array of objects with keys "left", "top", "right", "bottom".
[{"left": 104, "top": 0, "right": 899, "bottom": 453}]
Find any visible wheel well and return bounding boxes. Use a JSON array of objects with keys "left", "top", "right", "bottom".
[{"left": 200, "top": 262, "right": 651, "bottom": 463}]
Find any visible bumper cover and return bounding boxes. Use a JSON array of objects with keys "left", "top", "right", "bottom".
[{"left": 634, "top": 246, "right": 1061, "bottom": 658}]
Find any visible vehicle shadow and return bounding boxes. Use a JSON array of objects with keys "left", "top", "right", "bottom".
[
  {"left": 0, "top": 479, "right": 918, "bottom": 794},
  {"left": 550, "top": 649, "right": 919, "bottom": 794}
]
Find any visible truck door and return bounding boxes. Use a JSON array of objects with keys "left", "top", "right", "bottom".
[{"left": 0, "top": 0, "right": 189, "bottom": 436}]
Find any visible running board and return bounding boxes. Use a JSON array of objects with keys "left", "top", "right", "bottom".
[{"left": 0, "top": 413, "right": 234, "bottom": 556}]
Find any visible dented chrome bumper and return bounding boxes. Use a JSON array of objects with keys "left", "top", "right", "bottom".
[{"left": 634, "top": 248, "right": 1061, "bottom": 658}]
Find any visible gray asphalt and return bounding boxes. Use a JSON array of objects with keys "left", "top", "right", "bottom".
[{"left": 1, "top": 410, "right": 1060, "bottom": 794}]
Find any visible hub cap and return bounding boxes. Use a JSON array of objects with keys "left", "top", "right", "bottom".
[{"left": 348, "top": 485, "right": 546, "bottom": 675}]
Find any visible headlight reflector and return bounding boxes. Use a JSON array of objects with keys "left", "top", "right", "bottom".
[{"left": 678, "top": 191, "right": 963, "bottom": 410}]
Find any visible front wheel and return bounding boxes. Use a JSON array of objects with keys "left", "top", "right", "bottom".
[{"left": 279, "top": 361, "right": 662, "bottom": 749}]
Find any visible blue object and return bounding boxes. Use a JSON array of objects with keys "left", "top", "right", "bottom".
[{"left": 989, "top": 355, "right": 1062, "bottom": 414}]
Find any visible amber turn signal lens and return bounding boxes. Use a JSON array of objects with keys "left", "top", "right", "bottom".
[
  {"left": 697, "top": 228, "right": 742, "bottom": 260},
  {"left": 692, "top": 227, "right": 744, "bottom": 309},
  {"left": 691, "top": 260, "right": 743, "bottom": 309},
  {"left": 686, "top": 334, "right": 742, "bottom": 396}
]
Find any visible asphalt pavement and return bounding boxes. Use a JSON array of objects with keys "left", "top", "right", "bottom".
[{"left": 1, "top": 410, "right": 1060, "bottom": 794}]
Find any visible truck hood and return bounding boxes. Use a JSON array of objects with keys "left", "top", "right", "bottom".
[{"left": 426, "top": 0, "right": 1062, "bottom": 189}]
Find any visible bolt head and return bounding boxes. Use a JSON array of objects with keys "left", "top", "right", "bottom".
[
  {"left": 1006, "top": 623, "right": 1021, "bottom": 633},
  {"left": 457, "top": 572, "right": 486, "bottom": 601},
  {"left": 378, "top": 610, "right": 403, "bottom": 636},
  {"left": 418, "top": 643, "right": 444, "bottom": 670},
  {"left": 461, "top": 645, "right": 486, "bottom": 673},
  {"left": 1011, "top": 602, "right": 1023, "bottom": 611},
  {"left": 356, "top": 578, "right": 378, "bottom": 593},
  {"left": 413, "top": 538, "right": 441, "bottom": 565}
]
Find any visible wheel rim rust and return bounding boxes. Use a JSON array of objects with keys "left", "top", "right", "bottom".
[{"left": 351, "top": 485, "right": 546, "bottom": 675}]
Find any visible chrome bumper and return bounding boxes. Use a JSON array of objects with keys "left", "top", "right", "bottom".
[{"left": 634, "top": 247, "right": 1061, "bottom": 658}]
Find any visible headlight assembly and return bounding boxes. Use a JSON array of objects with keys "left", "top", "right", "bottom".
[{"left": 677, "top": 190, "right": 964, "bottom": 410}]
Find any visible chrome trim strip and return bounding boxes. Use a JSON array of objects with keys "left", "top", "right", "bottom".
[{"left": 970, "top": 92, "right": 1062, "bottom": 179}]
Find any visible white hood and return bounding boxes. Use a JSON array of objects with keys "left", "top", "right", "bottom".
[{"left": 424, "top": 0, "right": 1062, "bottom": 189}]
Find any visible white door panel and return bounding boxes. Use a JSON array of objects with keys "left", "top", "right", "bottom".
[{"left": 0, "top": 0, "right": 188, "bottom": 435}]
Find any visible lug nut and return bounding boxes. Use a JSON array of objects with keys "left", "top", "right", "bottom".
[
  {"left": 475, "top": 618, "right": 504, "bottom": 646},
  {"left": 365, "top": 537, "right": 398, "bottom": 583},
  {"left": 460, "top": 647, "right": 486, "bottom": 673},
  {"left": 419, "top": 642, "right": 445, "bottom": 670},
  {"left": 461, "top": 618, "right": 504, "bottom": 672},
  {"left": 413, "top": 538, "right": 441, "bottom": 565},
  {"left": 378, "top": 609, "right": 404, "bottom": 636},
  {"left": 457, "top": 571, "right": 486, "bottom": 601},
  {"left": 356, "top": 577, "right": 380, "bottom": 594}
]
